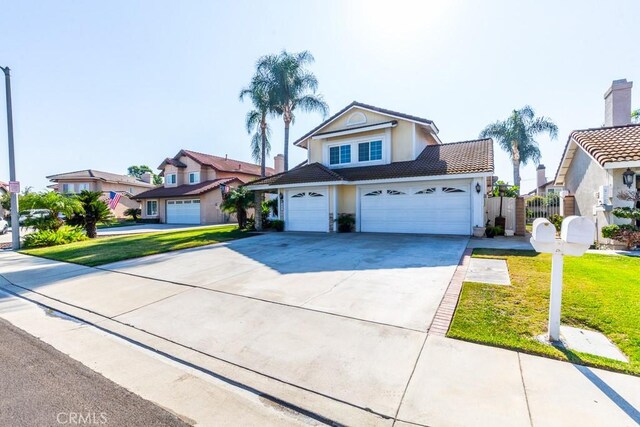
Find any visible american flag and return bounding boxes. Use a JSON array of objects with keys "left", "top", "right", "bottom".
[{"left": 108, "top": 191, "right": 122, "bottom": 210}]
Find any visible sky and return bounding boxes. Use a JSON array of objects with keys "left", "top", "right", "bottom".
[{"left": 0, "top": 0, "right": 638, "bottom": 193}]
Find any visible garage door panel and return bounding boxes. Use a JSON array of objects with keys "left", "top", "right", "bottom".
[
  {"left": 286, "top": 187, "right": 328, "bottom": 232},
  {"left": 167, "top": 199, "right": 201, "bottom": 224},
  {"left": 359, "top": 181, "right": 471, "bottom": 235}
]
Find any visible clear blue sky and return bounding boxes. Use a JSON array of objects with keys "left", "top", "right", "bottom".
[{"left": 1, "top": 1, "right": 638, "bottom": 193}]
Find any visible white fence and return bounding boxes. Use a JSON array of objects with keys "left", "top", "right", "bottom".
[
  {"left": 485, "top": 197, "right": 516, "bottom": 231},
  {"left": 523, "top": 194, "right": 561, "bottom": 224}
]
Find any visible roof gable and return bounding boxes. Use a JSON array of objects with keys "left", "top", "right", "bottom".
[
  {"left": 46, "top": 169, "right": 154, "bottom": 187},
  {"left": 555, "top": 123, "right": 640, "bottom": 184},
  {"left": 166, "top": 149, "right": 274, "bottom": 177},
  {"left": 293, "top": 101, "right": 438, "bottom": 148}
]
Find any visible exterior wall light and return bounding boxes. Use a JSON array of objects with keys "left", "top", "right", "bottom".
[
  {"left": 622, "top": 168, "right": 635, "bottom": 188},
  {"left": 475, "top": 182, "right": 482, "bottom": 194}
]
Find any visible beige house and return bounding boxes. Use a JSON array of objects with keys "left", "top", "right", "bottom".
[
  {"left": 136, "top": 149, "right": 276, "bottom": 224},
  {"left": 555, "top": 79, "right": 640, "bottom": 244},
  {"left": 246, "top": 102, "right": 494, "bottom": 235},
  {"left": 47, "top": 170, "right": 155, "bottom": 218}
]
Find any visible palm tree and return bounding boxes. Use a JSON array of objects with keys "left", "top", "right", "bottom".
[
  {"left": 256, "top": 50, "right": 328, "bottom": 171},
  {"left": 239, "top": 72, "right": 274, "bottom": 177},
  {"left": 480, "top": 106, "right": 558, "bottom": 189},
  {"left": 220, "top": 187, "right": 254, "bottom": 229},
  {"left": 67, "top": 191, "right": 113, "bottom": 238}
]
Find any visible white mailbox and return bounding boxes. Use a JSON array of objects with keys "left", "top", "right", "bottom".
[
  {"left": 561, "top": 216, "right": 595, "bottom": 246},
  {"left": 531, "top": 218, "right": 556, "bottom": 243},
  {"left": 529, "top": 215, "right": 595, "bottom": 342}
]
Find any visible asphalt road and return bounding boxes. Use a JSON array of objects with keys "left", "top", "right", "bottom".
[{"left": 0, "top": 318, "right": 190, "bottom": 427}]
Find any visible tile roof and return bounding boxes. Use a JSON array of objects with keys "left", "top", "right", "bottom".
[
  {"left": 46, "top": 170, "right": 155, "bottom": 187},
  {"left": 175, "top": 149, "right": 275, "bottom": 177},
  {"left": 569, "top": 124, "right": 640, "bottom": 165},
  {"left": 135, "top": 177, "right": 240, "bottom": 199},
  {"left": 293, "top": 101, "right": 436, "bottom": 146},
  {"left": 247, "top": 138, "right": 493, "bottom": 187}
]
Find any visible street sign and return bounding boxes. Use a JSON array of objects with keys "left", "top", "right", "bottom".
[{"left": 8, "top": 181, "right": 19, "bottom": 193}]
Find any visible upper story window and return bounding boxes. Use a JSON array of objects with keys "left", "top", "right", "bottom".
[
  {"left": 77, "top": 183, "right": 90, "bottom": 192},
  {"left": 166, "top": 174, "right": 177, "bottom": 185},
  {"left": 62, "top": 183, "right": 74, "bottom": 193},
  {"left": 188, "top": 172, "right": 200, "bottom": 184},
  {"left": 358, "top": 140, "right": 382, "bottom": 162},
  {"left": 329, "top": 145, "right": 351, "bottom": 165}
]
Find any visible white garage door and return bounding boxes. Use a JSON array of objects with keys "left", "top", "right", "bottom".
[
  {"left": 167, "top": 199, "right": 201, "bottom": 224},
  {"left": 359, "top": 181, "right": 471, "bottom": 235},
  {"left": 286, "top": 187, "right": 329, "bottom": 232}
]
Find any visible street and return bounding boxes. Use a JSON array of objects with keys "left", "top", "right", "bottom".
[{"left": 0, "top": 318, "right": 189, "bottom": 427}]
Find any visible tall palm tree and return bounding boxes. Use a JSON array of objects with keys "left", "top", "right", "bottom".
[
  {"left": 239, "top": 72, "right": 274, "bottom": 177},
  {"left": 480, "top": 106, "right": 558, "bottom": 189},
  {"left": 256, "top": 50, "right": 328, "bottom": 171}
]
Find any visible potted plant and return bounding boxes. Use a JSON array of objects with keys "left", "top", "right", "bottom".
[
  {"left": 271, "top": 219, "right": 284, "bottom": 232},
  {"left": 485, "top": 226, "right": 497, "bottom": 238},
  {"left": 337, "top": 213, "right": 355, "bottom": 232},
  {"left": 473, "top": 224, "right": 486, "bottom": 238}
]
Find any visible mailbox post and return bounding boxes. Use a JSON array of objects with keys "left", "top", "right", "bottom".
[{"left": 530, "top": 216, "right": 595, "bottom": 342}]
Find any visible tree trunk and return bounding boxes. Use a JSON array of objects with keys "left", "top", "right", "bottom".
[
  {"left": 260, "top": 116, "right": 267, "bottom": 178},
  {"left": 511, "top": 140, "right": 521, "bottom": 188},
  {"left": 283, "top": 107, "right": 292, "bottom": 172},
  {"left": 254, "top": 191, "right": 263, "bottom": 231},
  {"left": 87, "top": 220, "right": 97, "bottom": 239}
]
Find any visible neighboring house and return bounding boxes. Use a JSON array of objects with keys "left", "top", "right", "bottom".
[
  {"left": 555, "top": 79, "right": 640, "bottom": 242},
  {"left": 246, "top": 101, "right": 494, "bottom": 235},
  {"left": 47, "top": 169, "right": 156, "bottom": 218},
  {"left": 135, "top": 149, "right": 277, "bottom": 224},
  {"left": 526, "top": 165, "right": 564, "bottom": 197}
]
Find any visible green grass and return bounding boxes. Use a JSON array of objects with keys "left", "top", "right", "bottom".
[
  {"left": 21, "top": 225, "right": 248, "bottom": 267},
  {"left": 449, "top": 249, "right": 640, "bottom": 376}
]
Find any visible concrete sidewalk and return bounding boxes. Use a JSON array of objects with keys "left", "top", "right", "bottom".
[{"left": 1, "top": 250, "right": 639, "bottom": 426}]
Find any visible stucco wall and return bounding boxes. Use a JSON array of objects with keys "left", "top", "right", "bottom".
[
  {"left": 307, "top": 107, "right": 421, "bottom": 164},
  {"left": 338, "top": 185, "right": 356, "bottom": 214},
  {"left": 200, "top": 190, "right": 227, "bottom": 224}
]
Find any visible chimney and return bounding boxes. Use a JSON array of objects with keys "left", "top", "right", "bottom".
[
  {"left": 536, "top": 164, "right": 547, "bottom": 190},
  {"left": 274, "top": 154, "right": 284, "bottom": 174},
  {"left": 604, "top": 79, "right": 633, "bottom": 127},
  {"left": 141, "top": 172, "right": 152, "bottom": 184}
]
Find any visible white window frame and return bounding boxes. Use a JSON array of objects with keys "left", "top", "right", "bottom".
[
  {"left": 146, "top": 200, "right": 158, "bottom": 216},
  {"left": 166, "top": 174, "right": 177, "bottom": 185},
  {"left": 323, "top": 133, "right": 387, "bottom": 168},
  {"left": 188, "top": 171, "right": 200, "bottom": 184},
  {"left": 77, "top": 183, "right": 90, "bottom": 192}
]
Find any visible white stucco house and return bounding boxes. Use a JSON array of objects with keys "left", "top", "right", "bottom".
[{"left": 554, "top": 79, "right": 640, "bottom": 243}]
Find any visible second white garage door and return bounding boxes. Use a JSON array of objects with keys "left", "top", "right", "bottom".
[
  {"left": 286, "top": 187, "right": 329, "bottom": 232},
  {"left": 167, "top": 199, "right": 201, "bottom": 224},
  {"left": 359, "top": 181, "right": 471, "bottom": 235}
]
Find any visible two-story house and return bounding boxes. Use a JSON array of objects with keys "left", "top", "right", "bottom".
[
  {"left": 46, "top": 169, "right": 156, "bottom": 218},
  {"left": 135, "top": 149, "right": 276, "bottom": 224},
  {"left": 246, "top": 102, "right": 494, "bottom": 235}
]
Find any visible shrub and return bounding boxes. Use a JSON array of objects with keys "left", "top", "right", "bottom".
[
  {"left": 602, "top": 224, "right": 640, "bottom": 250},
  {"left": 548, "top": 214, "right": 563, "bottom": 231},
  {"left": 601, "top": 224, "right": 620, "bottom": 239},
  {"left": 337, "top": 214, "right": 355, "bottom": 232},
  {"left": 271, "top": 219, "right": 284, "bottom": 232},
  {"left": 124, "top": 208, "right": 141, "bottom": 221},
  {"left": 23, "top": 226, "right": 88, "bottom": 248}
]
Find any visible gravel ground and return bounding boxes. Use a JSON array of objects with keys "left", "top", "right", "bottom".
[{"left": 0, "top": 318, "right": 190, "bottom": 426}]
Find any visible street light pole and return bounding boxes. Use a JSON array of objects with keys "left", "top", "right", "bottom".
[{"left": 1, "top": 66, "right": 20, "bottom": 250}]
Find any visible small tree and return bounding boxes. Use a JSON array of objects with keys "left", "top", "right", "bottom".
[
  {"left": 601, "top": 190, "right": 640, "bottom": 250},
  {"left": 21, "top": 191, "right": 83, "bottom": 231},
  {"left": 124, "top": 207, "right": 141, "bottom": 221},
  {"left": 127, "top": 165, "right": 163, "bottom": 185},
  {"left": 220, "top": 187, "right": 254, "bottom": 229},
  {"left": 68, "top": 191, "right": 114, "bottom": 238}
]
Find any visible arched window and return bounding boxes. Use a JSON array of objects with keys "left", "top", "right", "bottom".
[{"left": 345, "top": 112, "right": 367, "bottom": 127}]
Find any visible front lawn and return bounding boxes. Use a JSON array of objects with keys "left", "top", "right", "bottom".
[
  {"left": 97, "top": 220, "right": 138, "bottom": 229},
  {"left": 449, "top": 249, "right": 640, "bottom": 376},
  {"left": 22, "top": 225, "right": 248, "bottom": 267}
]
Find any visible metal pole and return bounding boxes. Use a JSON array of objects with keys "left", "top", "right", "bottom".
[
  {"left": 548, "top": 251, "right": 563, "bottom": 341},
  {"left": 1, "top": 66, "right": 20, "bottom": 250}
]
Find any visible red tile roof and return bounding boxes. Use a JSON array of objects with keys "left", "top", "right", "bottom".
[
  {"left": 247, "top": 138, "right": 493, "bottom": 187},
  {"left": 570, "top": 124, "right": 640, "bottom": 165},
  {"left": 135, "top": 177, "right": 241, "bottom": 199},
  {"left": 172, "top": 149, "right": 275, "bottom": 177}
]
